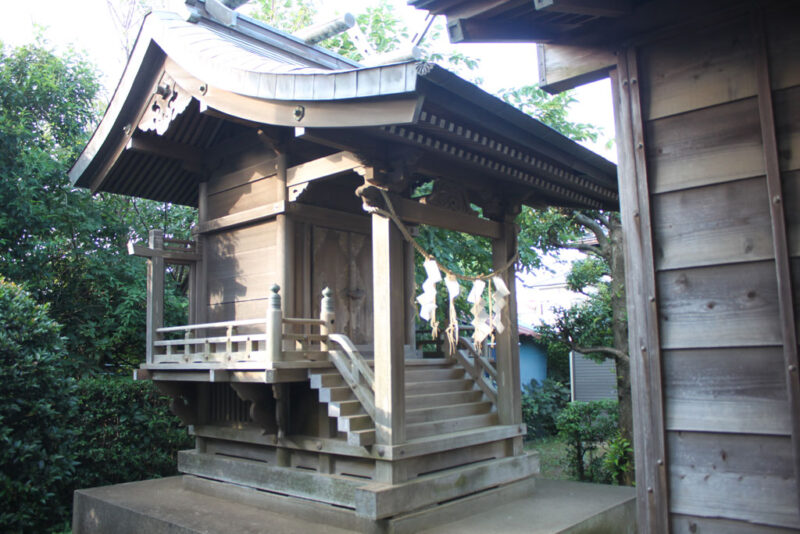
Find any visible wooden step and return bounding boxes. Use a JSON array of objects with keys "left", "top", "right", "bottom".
[
  {"left": 406, "top": 400, "right": 493, "bottom": 425},
  {"left": 348, "top": 428, "right": 376, "bottom": 447},
  {"left": 337, "top": 413, "right": 373, "bottom": 432},
  {"left": 309, "top": 372, "right": 345, "bottom": 389},
  {"left": 327, "top": 399, "right": 365, "bottom": 417},
  {"left": 406, "top": 412, "right": 499, "bottom": 440},
  {"left": 317, "top": 386, "right": 355, "bottom": 403},
  {"left": 405, "top": 367, "right": 465, "bottom": 382},
  {"left": 405, "top": 378, "right": 475, "bottom": 395},
  {"left": 406, "top": 390, "right": 484, "bottom": 410}
]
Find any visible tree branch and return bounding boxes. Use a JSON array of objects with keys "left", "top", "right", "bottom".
[
  {"left": 574, "top": 345, "right": 630, "bottom": 364},
  {"left": 572, "top": 211, "right": 609, "bottom": 251}
]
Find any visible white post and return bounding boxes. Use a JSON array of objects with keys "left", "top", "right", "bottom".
[
  {"left": 319, "top": 287, "right": 335, "bottom": 351},
  {"left": 266, "top": 284, "right": 282, "bottom": 364},
  {"left": 146, "top": 229, "right": 164, "bottom": 364}
]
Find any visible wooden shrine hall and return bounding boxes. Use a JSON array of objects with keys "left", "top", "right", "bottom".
[{"left": 69, "top": 0, "right": 617, "bottom": 529}]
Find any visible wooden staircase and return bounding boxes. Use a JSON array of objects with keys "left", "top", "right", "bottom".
[{"left": 309, "top": 358, "right": 498, "bottom": 447}]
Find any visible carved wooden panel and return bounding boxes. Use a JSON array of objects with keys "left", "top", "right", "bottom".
[{"left": 311, "top": 226, "right": 373, "bottom": 345}]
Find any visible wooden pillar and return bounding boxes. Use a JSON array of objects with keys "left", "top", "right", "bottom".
[
  {"left": 612, "top": 49, "right": 669, "bottom": 532},
  {"left": 194, "top": 181, "right": 209, "bottom": 326},
  {"left": 275, "top": 152, "right": 294, "bottom": 320},
  {"left": 491, "top": 218, "right": 522, "bottom": 427},
  {"left": 403, "top": 236, "right": 417, "bottom": 351},
  {"left": 372, "top": 212, "right": 406, "bottom": 460},
  {"left": 318, "top": 288, "right": 335, "bottom": 473},
  {"left": 146, "top": 228, "right": 165, "bottom": 364}
]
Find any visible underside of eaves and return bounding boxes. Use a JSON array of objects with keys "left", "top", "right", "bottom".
[{"left": 69, "top": 3, "right": 617, "bottom": 211}]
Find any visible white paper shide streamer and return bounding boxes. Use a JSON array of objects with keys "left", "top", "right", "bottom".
[
  {"left": 467, "top": 279, "right": 492, "bottom": 350},
  {"left": 416, "top": 258, "right": 441, "bottom": 336},
  {"left": 491, "top": 276, "right": 510, "bottom": 334},
  {"left": 444, "top": 274, "right": 461, "bottom": 353}
]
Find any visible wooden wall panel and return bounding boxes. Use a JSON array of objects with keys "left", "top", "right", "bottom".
[
  {"left": 205, "top": 221, "right": 278, "bottom": 321},
  {"left": 774, "top": 85, "right": 800, "bottom": 173},
  {"left": 668, "top": 432, "right": 800, "bottom": 529},
  {"left": 639, "top": 18, "right": 756, "bottom": 121},
  {"left": 672, "top": 515, "right": 800, "bottom": 534},
  {"left": 766, "top": 8, "right": 800, "bottom": 91},
  {"left": 657, "top": 261, "right": 781, "bottom": 349},
  {"left": 206, "top": 176, "right": 280, "bottom": 220},
  {"left": 663, "top": 347, "right": 789, "bottom": 435},
  {"left": 646, "top": 97, "right": 764, "bottom": 194},
  {"left": 783, "top": 171, "right": 800, "bottom": 257},
  {"left": 652, "top": 177, "right": 773, "bottom": 271},
  {"left": 635, "top": 5, "right": 800, "bottom": 530},
  {"left": 207, "top": 151, "right": 277, "bottom": 195}
]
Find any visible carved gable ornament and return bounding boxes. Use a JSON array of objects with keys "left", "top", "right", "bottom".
[{"left": 138, "top": 72, "right": 192, "bottom": 136}]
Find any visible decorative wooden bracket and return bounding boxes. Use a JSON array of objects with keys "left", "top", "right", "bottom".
[
  {"left": 138, "top": 72, "right": 192, "bottom": 136},
  {"left": 231, "top": 383, "right": 277, "bottom": 435},
  {"left": 155, "top": 381, "right": 198, "bottom": 425}
]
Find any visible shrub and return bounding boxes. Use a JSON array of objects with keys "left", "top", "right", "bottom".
[
  {"left": 72, "top": 376, "right": 193, "bottom": 491},
  {"left": 603, "top": 432, "right": 634, "bottom": 485},
  {"left": 0, "top": 279, "right": 78, "bottom": 533},
  {"left": 556, "top": 400, "right": 618, "bottom": 482},
  {"left": 521, "top": 378, "right": 570, "bottom": 439}
]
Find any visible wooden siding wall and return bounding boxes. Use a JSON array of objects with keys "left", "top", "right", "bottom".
[
  {"left": 204, "top": 150, "right": 280, "bottom": 322},
  {"left": 635, "top": 8, "right": 800, "bottom": 531}
]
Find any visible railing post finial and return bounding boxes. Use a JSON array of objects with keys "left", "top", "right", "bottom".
[
  {"left": 267, "top": 284, "right": 282, "bottom": 363},
  {"left": 320, "top": 287, "right": 335, "bottom": 350}
]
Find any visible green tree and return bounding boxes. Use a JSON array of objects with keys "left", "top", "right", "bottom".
[
  {"left": 0, "top": 39, "right": 193, "bottom": 372},
  {"left": 0, "top": 279, "right": 79, "bottom": 532}
]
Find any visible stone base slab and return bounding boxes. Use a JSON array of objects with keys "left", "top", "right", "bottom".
[{"left": 73, "top": 475, "right": 635, "bottom": 534}]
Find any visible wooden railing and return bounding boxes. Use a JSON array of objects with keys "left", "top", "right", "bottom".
[
  {"left": 453, "top": 336, "right": 498, "bottom": 405},
  {"left": 327, "top": 333, "right": 376, "bottom": 421},
  {"left": 151, "top": 285, "right": 329, "bottom": 366}
]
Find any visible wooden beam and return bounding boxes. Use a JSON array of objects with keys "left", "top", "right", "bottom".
[
  {"left": 128, "top": 243, "right": 200, "bottom": 264},
  {"left": 446, "top": 17, "right": 556, "bottom": 43},
  {"left": 389, "top": 194, "right": 503, "bottom": 239},
  {"left": 126, "top": 135, "right": 206, "bottom": 174},
  {"left": 533, "top": 0, "right": 632, "bottom": 17},
  {"left": 286, "top": 151, "right": 362, "bottom": 189},
  {"left": 752, "top": 9, "right": 800, "bottom": 511},
  {"left": 287, "top": 203, "right": 370, "bottom": 235},
  {"left": 195, "top": 201, "right": 285, "bottom": 234},
  {"left": 537, "top": 44, "right": 616, "bottom": 94},
  {"left": 372, "top": 212, "right": 406, "bottom": 461},
  {"left": 612, "top": 52, "right": 669, "bottom": 531},
  {"left": 354, "top": 453, "right": 539, "bottom": 519}
]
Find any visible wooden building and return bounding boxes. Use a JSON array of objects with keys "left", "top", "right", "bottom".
[
  {"left": 69, "top": 1, "right": 617, "bottom": 527},
  {"left": 410, "top": 0, "right": 800, "bottom": 531}
]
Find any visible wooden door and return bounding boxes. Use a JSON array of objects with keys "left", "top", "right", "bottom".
[{"left": 311, "top": 226, "right": 373, "bottom": 345}]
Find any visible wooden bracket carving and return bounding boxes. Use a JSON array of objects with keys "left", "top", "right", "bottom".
[
  {"left": 272, "top": 384, "right": 289, "bottom": 440},
  {"left": 420, "top": 179, "right": 477, "bottom": 216},
  {"left": 138, "top": 72, "right": 192, "bottom": 136},
  {"left": 155, "top": 381, "right": 198, "bottom": 425},
  {"left": 231, "top": 383, "right": 277, "bottom": 435}
]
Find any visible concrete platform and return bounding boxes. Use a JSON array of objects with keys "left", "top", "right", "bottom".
[{"left": 73, "top": 476, "right": 635, "bottom": 534}]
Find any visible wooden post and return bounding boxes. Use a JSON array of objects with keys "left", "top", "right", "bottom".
[
  {"left": 318, "top": 287, "right": 335, "bottom": 473},
  {"left": 372, "top": 212, "right": 406, "bottom": 469},
  {"left": 491, "top": 218, "right": 522, "bottom": 428},
  {"left": 266, "top": 284, "right": 282, "bottom": 364},
  {"left": 403, "top": 236, "right": 417, "bottom": 353},
  {"left": 612, "top": 50, "right": 669, "bottom": 531},
  {"left": 275, "top": 152, "right": 294, "bottom": 325},
  {"left": 146, "top": 229, "right": 165, "bottom": 364},
  {"left": 195, "top": 181, "right": 209, "bottom": 328}
]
